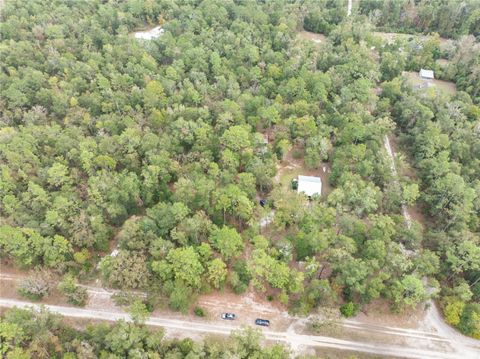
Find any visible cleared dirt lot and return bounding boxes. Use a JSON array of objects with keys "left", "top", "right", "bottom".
[
  {"left": 298, "top": 30, "right": 327, "bottom": 44},
  {"left": 276, "top": 147, "right": 332, "bottom": 198},
  {"left": 403, "top": 71, "right": 457, "bottom": 96},
  {"left": 373, "top": 31, "right": 415, "bottom": 44},
  {"left": 131, "top": 26, "right": 164, "bottom": 40},
  {"left": 436, "top": 58, "right": 449, "bottom": 67},
  {"left": 373, "top": 31, "right": 454, "bottom": 50}
]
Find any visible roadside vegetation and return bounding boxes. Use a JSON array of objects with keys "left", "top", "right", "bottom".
[
  {"left": 0, "top": 307, "right": 292, "bottom": 358},
  {"left": 0, "top": 0, "right": 479, "bottom": 349}
]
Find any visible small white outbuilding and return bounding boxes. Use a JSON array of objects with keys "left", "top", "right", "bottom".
[
  {"left": 419, "top": 69, "right": 434, "bottom": 80},
  {"left": 297, "top": 175, "right": 322, "bottom": 197},
  {"left": 134, "top": 26, "right": 164, "bottom": 40}
]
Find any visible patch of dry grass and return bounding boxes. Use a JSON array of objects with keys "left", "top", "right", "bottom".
[{"left": 402, "top": 71, "right": 456, "bottom": 96}]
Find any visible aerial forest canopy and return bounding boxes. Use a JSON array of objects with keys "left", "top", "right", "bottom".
[
  {"left": 0, "top": 0, "right": 479, "bottom": 345},
  {"left": 358, "top": 0, "right": 480, "bottom": 40}
]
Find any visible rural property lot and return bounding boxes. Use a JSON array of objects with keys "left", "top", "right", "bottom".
[
  {"left": 1, "top": 0, "right": 479, "bottom": 357},
  {"left": 402, "top": 71, "right": 457, "bottom": 96}
]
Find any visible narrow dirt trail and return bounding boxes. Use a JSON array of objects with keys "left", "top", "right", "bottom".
[{"left": 384, "top": 135, "right": 412, "bottom": 228}]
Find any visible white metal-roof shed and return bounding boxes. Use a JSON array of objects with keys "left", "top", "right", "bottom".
[
  {"left": 134, "top": 26, "right": 164, "bottom": 40},
  {"left": 420, "top": 69, "right": 434, "bottom": 79},
  {"left": 297, "top": 175, "right": 322, "bottom": 197}
]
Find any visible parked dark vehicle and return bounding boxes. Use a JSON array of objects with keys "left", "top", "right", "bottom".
[
  {"left": 259, "top": 199, "right": 267, "bottom": 207},
  {"left": 221, "top": 313, "right": 236, "bottom": 320},
  {"left": 255, "top": 318, "right": 270, "bottom": 327}
]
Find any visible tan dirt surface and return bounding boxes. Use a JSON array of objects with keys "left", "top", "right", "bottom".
[{"left": 298, "top": 30, "right": 327, "bottom": 44}]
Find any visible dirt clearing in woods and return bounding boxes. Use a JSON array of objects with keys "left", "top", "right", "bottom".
[
  {"left": 355, "top": 299, "right": 425, "bottom": 328},
  {"left": 373, "top": 31, "right": 454, "bottom": 50},
  {"left": 298, "top": 30, "right": 327, "bottom": 44},
  {"left": 197, "top": 289, "right": 292, "bottom": 331},
  {"left": 0, "top": 267, "right": 72, "bottom": 307},
  {"left": 276, "top": 147, "right": 332, "bottom": 198},
  {"left": 131, "top": 26, "right": 164, "bottom": 40},
  {"left": 373, "top": 31, "right": 415, "bottom": 44},
  {"left": 403, "top": 71, "right": 457, "bottom": 96},
  {"left": 436, "top": 58, "right": 449, "bottom": 67}
]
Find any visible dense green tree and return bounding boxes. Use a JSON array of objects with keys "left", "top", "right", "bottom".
[
  {"left": 158, "top": 247, "right": 204, "bottom": 289},
  {"left": 340, "top": 302, "right": 360, "bottom": 318},
  {"left": 128, "top": 300, "right": 150, "bottom": 324},
  {"left": 380, "top": 51, "right": 406, "bottom": 81},
  {"left": 208, "top": 226, "right": 245, "bottom": 261},
  {"left": 168, "top": 283, "right": 194, "bottom": 314},
  {"left": 100, "top": 251, "right": 149, "bottom": 289},
  {"left": 390, "top": 275, "right": 428, "bottom": 311},
  {"left": 207, "top": 258, "right": 228, "bottom": 289},
  {"left": 458, "top": 303, "right": 480, "bottom": 338}
]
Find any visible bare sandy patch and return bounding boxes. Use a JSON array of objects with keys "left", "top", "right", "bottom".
[
  {"left": 373, "top": 31, "right": 414, "bottom": 44},
  {"left": 197, "top": 288, "right": 292, "bottom": 331},
  {"left": 355, "top": 299, "right": 424, "bottom": 328},
  {"left": 436, "top": 58, "right": 449, "bottom": 67},
  {"left": 298, "top": 30, "right": 327, "bottom": 44}
]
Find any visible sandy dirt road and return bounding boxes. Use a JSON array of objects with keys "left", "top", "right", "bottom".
[
  {"left": 1, "top": 272, "right": 479, "bottom": 358},
  {"left": 1, "top": 298, "right": 478, "bottom": 359}
]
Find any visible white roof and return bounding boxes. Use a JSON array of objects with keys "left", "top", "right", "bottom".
[
  {"left": 134, "top": 26, "right": 164, "bottom": 40},
  {"left": 420, "top": 69, "right": 434, "bottom": 79},
  {"left": 297, "top": 175, "right": 322, "bottom": 197}
]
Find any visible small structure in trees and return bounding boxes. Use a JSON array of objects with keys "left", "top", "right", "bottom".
[
  {"left": 134, "top": 26, "right": 164, "bottom": 40},
  {"left": 297, "top": 175, "right": 322, "bottom": 197},
  {"left": 419, "top": 69, "right": 434, "bottom": 80}
]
